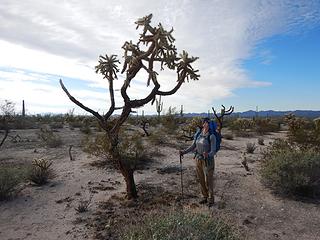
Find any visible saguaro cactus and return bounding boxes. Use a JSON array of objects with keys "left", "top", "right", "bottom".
[
  {"left": 22, "top": 100, "right": 25, "bottom": 117},
  {"left": 155, "top": 96, "right": 163, "bottom": 117},
  {"left": 60, "top": 14, "right": 199, "bottom": 199},
  {"left": 180, "top": 105, "right": 184, "bottom": 117}
]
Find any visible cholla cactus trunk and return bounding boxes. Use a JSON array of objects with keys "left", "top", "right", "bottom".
[{"left": 22, "top": 100, "right": 25, "bottom": 117}]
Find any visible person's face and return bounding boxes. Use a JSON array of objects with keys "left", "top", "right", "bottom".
[{"left": 202, "top": 121, "right": 209, "bottom": 132}]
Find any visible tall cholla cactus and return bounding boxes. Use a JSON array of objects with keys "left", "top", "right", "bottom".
[
  {"left": 155, "top": 96, "right": 163, "bottom": 117},
  {"left": 60, "top": 14, "right": 200, "bottom": 199}
]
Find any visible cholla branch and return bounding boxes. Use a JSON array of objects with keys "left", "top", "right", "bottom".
[
  {"left": 59, "top": 79, "right": 105, "bottom": 124},
  {"left": 212, "top": 105, "right": 234, "bottom": 133}
]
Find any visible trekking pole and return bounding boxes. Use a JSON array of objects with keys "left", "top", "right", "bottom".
[{"left": 179, "top": 153, "right": 184, "bottom": 199}]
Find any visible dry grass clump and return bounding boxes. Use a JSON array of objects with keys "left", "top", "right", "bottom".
[
  {"left": 75, "top": 195, "right": 93, "bottom": 213},
  {"left": 28, "top": 158, "right": 55, "bottom": 185},
  {"left": 121, "top": 210, "right": 240, "bottom": 240},
  {"left": 246, "top": 142, "right": 257, "bottom": 154}
]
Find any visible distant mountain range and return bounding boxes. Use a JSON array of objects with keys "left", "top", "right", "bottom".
[{"left": 183, "top": 110, "right": 320, "bottom": 119}]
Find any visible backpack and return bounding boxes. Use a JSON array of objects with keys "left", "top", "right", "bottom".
[{"left": 194, "top": 120, "right": 221, "bottom": 153}]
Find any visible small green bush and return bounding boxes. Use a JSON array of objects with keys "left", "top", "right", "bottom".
[
  {"left": 261, "top": 140, "right": 320, "bottom": 197},
  {"left": 28, "top": 158, "right": 55, "bottom": 185},
  {"left": 122, "top": 211, "right": 239, "bottom": 240}
]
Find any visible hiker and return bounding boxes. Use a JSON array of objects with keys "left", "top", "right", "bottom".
[{"left": 179, "top": 117, "right": 217, "bottom": 206}]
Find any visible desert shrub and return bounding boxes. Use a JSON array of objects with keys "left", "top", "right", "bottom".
[
  {"left": 261, "top": 141, "right": 320, "bottom": 197},
  {"left": 122, "top": 211, "right": 239, "bottom": 240},
  {"left": 177, "top": 117, "right": 202, "bottom": 141},
  {"left": 160, "top": 107, "right": 180, "bottom": 134},
  {"left": 229, "top": 118, "right": 254, "bottom": 132},
  {"left": 246, "top": 142, "right": 257, "bottom": 154},
  {"left": 69, "top": 120, "right": 83, "bottom": 129},
  {"left": 49, "top": 121, "right": 64, "bottom": 129},
  {"left": 120, "top": 132, "right": 147, "bottom": 164},
  {"left": 28, "top": 158, "right": 55, "bottom": 185},
  {"left": 184, "top": 117, "right": 202, "bottom": 132},
  {"left": 0, "top": 168, "right": 19, "bottom": 200},
  {"left": 66, "top": 115, "right": 86, "bottom": 129},
  {"left": 148, "top": 128, "right": 167, "bottom": 145},
  {"left": 126, "top": 115, "right": 142, "bottom": 126},
  {"left": 284, "top": 114, "right": 320, "bottom": 150},
  {"left": 224, "top": 133, "right": 234, "bottom": 140},
  {"left": 37, "top": 127, "right": 62, "bottom": 148},
  {"left": 258, "top": 137, "right": 264, "bottom": 145},
  {"left": 254, "top": 118, "right": 280, "bottom": 135},
  {"left": 229, "top": 118, "right": 255, "bottom": 138},
  {"left": 0, "top": 165, "right": 30, "bottom": 200},
  {"left": 82, "top": 134, "right": 112, "bottom": 161},
  {"left": 80, "top": 118, "right": 91, "bottom": 134},
  {"left": 83, "top": 130, "right": 148, "bottom": 169}
]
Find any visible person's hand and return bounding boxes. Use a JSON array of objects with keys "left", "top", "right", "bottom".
[{"left": 203, "top": 152, "right": 208, "bottom": 159}]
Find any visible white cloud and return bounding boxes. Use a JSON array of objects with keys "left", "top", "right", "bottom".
[{"left": 0, "top": 0, "right": 319, "bottom": 114}]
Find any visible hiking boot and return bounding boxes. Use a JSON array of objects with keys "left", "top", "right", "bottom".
[{"left": 199, "top": 198, "right": 208, "bottom": 204}]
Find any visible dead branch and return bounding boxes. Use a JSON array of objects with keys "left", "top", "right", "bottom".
[{"left": 69, "top": 145, "right": 74, "bottom": 161}]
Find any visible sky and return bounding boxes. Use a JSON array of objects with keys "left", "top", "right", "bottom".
[{"left": 0, "top": 0, "right": 319, "bottom": 115}]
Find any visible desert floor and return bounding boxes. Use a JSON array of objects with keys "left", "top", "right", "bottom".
[{"left": 0, "top": 126, "right": 319, "bottom": 240}]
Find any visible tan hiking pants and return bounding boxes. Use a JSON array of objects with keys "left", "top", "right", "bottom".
[{"left": 195, "top": 158, "right": 215, "bottom": 201}]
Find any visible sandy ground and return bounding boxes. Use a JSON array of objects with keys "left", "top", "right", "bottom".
[{"left": 0, "top": 127, "right": 319, "bottom": 240}]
